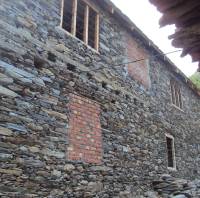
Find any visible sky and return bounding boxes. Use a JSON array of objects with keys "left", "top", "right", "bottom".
[{"left": 110, "top": 0, "right": 198, "bottom": 77}]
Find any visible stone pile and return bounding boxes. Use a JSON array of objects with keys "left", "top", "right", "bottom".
[{"left": 153, "top": 175, "right": 200, "bottom": 198}]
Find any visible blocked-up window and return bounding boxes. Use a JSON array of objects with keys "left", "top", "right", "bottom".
[
  {"left": 170, "top": 79, "right": 182, "bottom": 109},
  {"left": 166, "top": 134, "right": 176, "bottom": 169},
  {"left": 61, "top": 0, "right": 99, "bottom": 50},
  {"left": 67, "top": 94, "right": 102, "bottom": 164}
]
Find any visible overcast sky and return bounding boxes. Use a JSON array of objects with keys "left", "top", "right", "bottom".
[{"left": 111, "top": 0, "right": 198, "bottom": 77}]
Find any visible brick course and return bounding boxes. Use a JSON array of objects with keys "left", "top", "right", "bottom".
[{"left": 67, "top": 94, "right": 102, "bottom": 164}]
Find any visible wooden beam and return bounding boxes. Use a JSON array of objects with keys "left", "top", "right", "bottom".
[
  {"left": 60, "top": 0, "right": 65, "bottom": 28},
  {"left": 82, "top": 0, "right": 99, "bottom": 13},
  {"left": 159, "top": 0, "right": 200, "bottom": 27},
  {"left": 71, "top": 0, "right": 77, "bottom": 36}
]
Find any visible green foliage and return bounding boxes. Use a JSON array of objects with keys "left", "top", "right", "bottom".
[{"left": 190, "top": 72, "right": 200, "bottom": 89}]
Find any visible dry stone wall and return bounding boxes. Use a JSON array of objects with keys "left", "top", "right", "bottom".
[
  {"left": 0, "top": 0, "right": 200, "bottom": 197},
  {"left": 153, "top": 174, "right": 200, "bottom": 198}
]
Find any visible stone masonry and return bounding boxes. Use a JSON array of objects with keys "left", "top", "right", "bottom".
[{"left": 0, "top": 0, "right": 200, "bottom": 197}]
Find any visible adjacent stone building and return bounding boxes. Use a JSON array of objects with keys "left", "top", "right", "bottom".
[{"left": 0, "top": 0, "right": 199, "bottom": 197}]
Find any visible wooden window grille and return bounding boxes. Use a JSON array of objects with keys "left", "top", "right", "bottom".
[
  {"left": 166, "top": 135, "right": 176, "bottom": 169},
  {"left": 61, "top": 0, "right": 99, "bottom": 51},
  {"left": 170, "top": 79, "right": 182, "bottom": 109}
]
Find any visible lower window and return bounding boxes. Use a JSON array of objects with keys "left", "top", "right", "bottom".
[{"left": 166, "top": 134, "right": 176, "bottom": 169}]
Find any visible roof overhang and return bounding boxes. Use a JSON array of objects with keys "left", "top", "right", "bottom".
[{"left": 149, "top": 0, "right": 200, "bottom": 71}]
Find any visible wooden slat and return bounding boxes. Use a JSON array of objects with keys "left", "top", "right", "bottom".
[
  {"left": 71, "top": 0, "right": 77, "bottom": 36},
  {"left": 60, "top": 0, "right": 65, "bottom": 28},
  {"left": 94, "top": 14, "right": 100, "bottom": 51},
  {"left": 84, "top": 5, "right": 89, "bottom": 44},
  {"left": 82, "top": 0, "right": 99, "bottom": 13}
]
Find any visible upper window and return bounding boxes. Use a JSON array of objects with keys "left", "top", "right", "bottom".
[
  {"left": 61, "top": 0, "right": 99, "bottom": 51},
  {"left": 170, "top": 79, "right": 182, "bottom": 109}
]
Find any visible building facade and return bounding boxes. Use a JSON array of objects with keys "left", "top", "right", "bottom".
[{"left": 0, "top": 0, "right": 200, "bottom": 197}]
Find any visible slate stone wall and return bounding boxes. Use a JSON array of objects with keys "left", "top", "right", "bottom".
[{"left": 0, "top": 0, "right": 200, "bottom": 197}]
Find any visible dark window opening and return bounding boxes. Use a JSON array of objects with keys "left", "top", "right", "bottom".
[
  {"left": 76, "top": 0, "right": 85, "bottom": 41},
  {"left": 88, "top": 8, "right": 96, "bottom": 48},
  {"left": 62, "top": 0, "right": 73, "bottom": 32},
  {"left": 166, "top": 136, "right": 175, "bottom": 168}
]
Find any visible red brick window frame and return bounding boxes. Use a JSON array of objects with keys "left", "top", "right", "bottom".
[{"left": 67, "top": 94, "right": 102, "bottom": 164}]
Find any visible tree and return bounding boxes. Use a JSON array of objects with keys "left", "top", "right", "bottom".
[{"left": 190, "top": 72, "right": 200, "bottom": 89}]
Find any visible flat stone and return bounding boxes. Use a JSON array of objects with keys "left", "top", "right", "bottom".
[
  {"left": 38, "top": 95, "right": 58, "bottom": 105},
  {"left": 6, "top": 123, "right": 27, "bottom": 133},
  {"left": 55, "top": 44, "right": 69, "bottom": 53},
  {"left": 41, "top": 76, "right": 53, "bottom": 83},
  {"left": 9, "top": 112, "right": 33, "bottom": 123},
  {"left": 43, "top": 148, "right": 65, "bottom": 159},
  {"left": 27, "top": 123, "right": 43, "bottom": 131},
  {"left": 16, "top": 16, "right": 37, "bottom": 30},
  {"left": 0, "top": 153, "right": 13, "bottom": 160},
  {"left": 0, "top": 127, "right": 13, "bottom": 136},
  {"left": 17, "top": 158, "right": 45, "bottom": 168},
  {"left": 90, "top": 166, "right": 112, "bottom": 172},
  {"left": 0, "top": 73, "right": 13, "bottom": 85},
  {"left": 64, "top": 164, "right": 75, "bottom": 172},
  {"left": 15, "top": 99, "right": 34, "bottom": 109},
  {"left": 32, "top": 77, "right": 45, "bottom": 87},
  {"left": 0, "top": 85, "right": 19, "bottom": 98},
  {"left": 29, "top": 146, "right": 40, "bottom": 153},
  {"left": 51, "top": 170, "right": 62, "bottom": 177},
  {"left": 86, "top": 182, "right": 103, "bottom": 193},
  {"left": 0, "top": 60, "right": 45, "bottom": 86},
  {"left": 0, "top": 168, "right": 22, "bottom": 176},
  {"left": 42, "top": 108, "right": 67, "bottom": 120},
  {"left": 172, "top": 195, "right": 187, "bottom": 198},
  {"left": 24, "top": 159, "right": 45, "bottom": 168},
  {"left": 5, "top": 68, "right": 33, "bottom": 84}
]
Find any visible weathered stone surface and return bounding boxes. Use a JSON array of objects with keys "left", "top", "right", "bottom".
[
  {"left": 0, "top": 127, "right": 13, "bottom": 136},
  {"left": 6, "top": 123, "right": 27, "bottom": 133},
  {"left": 16, "top": 16, "right": 37, "bottom": 30},
  {"left": 51, "top": 170, "right": 62, "bottom": 177},
  {"left": 0, "top": 85, "right": 18, "bottom": 97},
  {"left": 0, "top": 153, "right": 13, "bottom": 160},
  {"left": 153, "top": 175, "right": 200, "bottom": 197},
  {"left": 0, "top": 73, "right": 13, "bottom": 85},
  {"left": 0, "top": 168, "right": 22, "bottom": 176},
  {"left": 29, "top": 146, "right": 40, "bottom": 153},
  {"left": 27, "top": 123, "right": 43, "bottom": 131},
  {"left": 42, "top": 108, "right": 67, "bottom": 120},
  {"left": 86, "top": 182, "right": 103, "bottom": 193},
  {"left": 64, "top": 164, "right": 75, "bottom": 172},
  {"left": 0, "top": 0, "right": 199, "bottom": 197},
  {"left": 42, "top": 149, "right": 65, "bottom": 159}
]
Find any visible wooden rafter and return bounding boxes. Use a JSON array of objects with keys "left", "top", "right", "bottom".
[{"left": 149, "top": 0, "right": 200, "bottom": 70}]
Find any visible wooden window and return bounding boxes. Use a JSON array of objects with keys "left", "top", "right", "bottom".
[
  {"left": 170, "top": 79, "right": 182, "bottom": 109},
  {"left": 166, "top": 134, "right": 176, "bottom": 169},
  {"left": 61, "top": 0, "right": 99, "bottom": 51}
]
